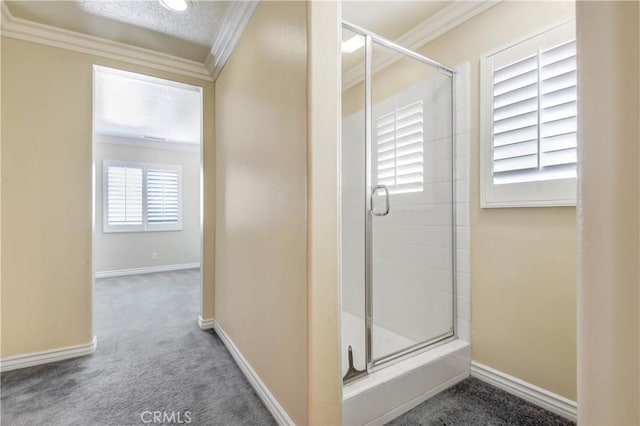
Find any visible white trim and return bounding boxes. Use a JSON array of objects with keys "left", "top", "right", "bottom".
[
  {"left": 95, "top": 262, "right": 200, "bottom": 278},
  {"left": 0, "top": 2, "right": 212, "bottom": 81},
  {"left": 1, "top": 337, "right": 97, "bottom": 372},
  {"left": 342, "top": 1, "right": 500, "bottom": 90},
  {"left": 470, "top": 361, "right": 577, "bottom": 421},
  {"left": 102, "top": 160, "right": 184, "bottom": 234},
  {"left": 212, "top": 320, "right": 295, "bottom": 426},
  {"left": 479, "top": 19, "right": 577, "bottom": 208},
  {"left": 206, "top": 1, "right": 258, "bottom": 80},
  {"left": 197, "top": 316, "right": 215, "bottom": 330},
  {"left": 95, "top": 134, "right": 200, "bottom": 153}
]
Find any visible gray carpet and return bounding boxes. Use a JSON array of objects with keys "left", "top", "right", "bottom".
[
  {"left": 1, "top": 270, "right": 275, "bottom": 426},
  {"left": 387, "top": 377, "right": 575, "bottom": 426},
  {"left": 2, "top": 270, "right": 575, "bottom": 426}
]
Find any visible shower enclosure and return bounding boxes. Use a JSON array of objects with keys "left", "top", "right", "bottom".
[
  {"left": 341, "top": 21, "right": 468, "bottom": 424},
  {"left": 341, "top": 20, "right": 456, "bottom": 379}
]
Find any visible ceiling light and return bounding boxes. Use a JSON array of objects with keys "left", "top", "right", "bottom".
[
  {"left": 159, "top": 0, "right": 189, "bottom": 13},
  {"left": 341, "top": 35, "right": 365, "bottom": 54}
]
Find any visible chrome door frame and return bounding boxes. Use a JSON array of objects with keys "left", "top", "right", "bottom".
[{"left": 342, "top": 20, "right": 458, "bottom": 380}]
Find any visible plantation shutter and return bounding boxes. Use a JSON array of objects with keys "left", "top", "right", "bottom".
[
  {"left": 106, "top": 165, "right": 143, "bottom": 226},
  {"left": 539, "top": 40, "right": 577, "bottom": 178},
  {"left": 491, "top": 39, "right": 577, "bottom": 185},
  {"left": 376, "top": 100, "right": 424, "bottom": 194},
  {"left": 146, "top": 168, "right": 180, "bottom": 225}
]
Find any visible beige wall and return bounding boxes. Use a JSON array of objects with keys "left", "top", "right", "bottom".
[
  {"left": 446, "top": 2, "right": 577, "bottom": 401},
  {"left": 342, "top": 1, "right": 577, "bottom": 399},
  {"left": 307, "top": 1, "right": 342, "bottom": 424},
  {"left": 93, "top": 142, "right": 200, "bottom": 272},
  {"left": 577, "top": 1, "right": 640, "bottom": 424},
  {"left": 1, "top": 37, "right": 215, "bottom": 357},
  {"left": 214, "top": 2, "right": 309, "bottom": 424}
]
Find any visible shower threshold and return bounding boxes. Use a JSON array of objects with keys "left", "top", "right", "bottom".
[{"left": 342, "top": 339, "right": 470, "bottom": 426}]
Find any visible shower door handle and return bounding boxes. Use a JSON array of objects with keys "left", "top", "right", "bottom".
[{"left": 371, "top": 184, "right": 390, "bottom": 216}]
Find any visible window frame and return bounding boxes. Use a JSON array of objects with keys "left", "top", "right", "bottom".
[
  {"left": 103, "top": 160, "right": 183, "bottom": 233},
  {"left": 480, "top": 18, "right": 577, "bottom": 208}
]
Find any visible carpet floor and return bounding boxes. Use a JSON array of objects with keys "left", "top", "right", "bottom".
[
  {"left": 387, "top": 377, "right": 575, "bottom": 426},
  {"left": 2, "top": 270, "right": 574, "bottom": 426},
  {"left": 1, "top": 270, "right": 275, "bottom": 426}
]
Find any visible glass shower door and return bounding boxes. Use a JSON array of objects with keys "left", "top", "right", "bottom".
[{"left": 369, "top": 40, "right": 455, "bottom": 364}]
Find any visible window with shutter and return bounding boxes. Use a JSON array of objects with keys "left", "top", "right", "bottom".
[
  {"left": 481, "top": 20, "right": 577, "bottom": 207},
  {"left": 103, "top": 160, "right": 182, "bottom": 232},
  {"left": 146, "top": 168, "right": 181, "bottom": 229},
  {"left": 376, "top": 100, "right": 424, "bottom": 194},
  {"left": 105, "top": 164, "right": 143, "bottom": 231}
]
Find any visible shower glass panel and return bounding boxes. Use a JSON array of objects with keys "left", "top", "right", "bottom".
[
  {"left": 370, "top": 42, "right": 455, "bottom": 364},
  {"left": 341, "top": 22, "right": 456, "bottom": 381},
  {"left": 341, "top": 27, "right": 367, "bottom": 378}
]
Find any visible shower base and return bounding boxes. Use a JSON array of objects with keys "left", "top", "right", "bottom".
[
  {"left": 342, "top": 338, "right": 470, "bottom": 425},
  {"left": 341, "top": 311, "right": 419, "bottom": 373}
]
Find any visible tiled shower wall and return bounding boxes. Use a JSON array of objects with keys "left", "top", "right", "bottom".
[
  {"left": 370, "top": 74, "right": 454, "bottom": 346},
  {"left": 340, "top": 62, "right": 471, "bottom": 361},
  {"left": 454, "top": 62, "right": 471, "bottom": 343}
]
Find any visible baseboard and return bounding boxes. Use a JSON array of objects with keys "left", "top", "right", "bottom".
[
  {"left": 212, "top": 320, "right": 295, "bottom": 426},
  {"left": 470, "top": 361, "right": 577, "bottom": 421},
  {"left": 197, "top": 316, "right": 215, "bottom": 330},
  {"left": 95, "top": 263, "right": 200, "bottom": 278},
  {"left": 1, "top": 336, "right": 98, "bottom": 373}
]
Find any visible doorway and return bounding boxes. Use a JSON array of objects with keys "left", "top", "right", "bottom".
[{"left": 91, "top": 65, "right": 204, "bottom": 339}]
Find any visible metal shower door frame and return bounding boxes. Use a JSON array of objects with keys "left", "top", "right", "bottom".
[{"left": 342, "top": 21, "right": 458, "bottom": 381}]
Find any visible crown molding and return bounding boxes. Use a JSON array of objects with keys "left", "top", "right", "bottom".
[
  {"left": 205, "top": 0, "right": 258, "bottom": 80},
  {"left": 342, "top": 0, "right": 501, "bottom": 91},
  {"left": 0, "top": 2, "right": 212, "bottom": 81}
]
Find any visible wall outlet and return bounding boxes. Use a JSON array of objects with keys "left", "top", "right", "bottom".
[{"left": 152, "top": 252, "right": 158, "bottom": 260}]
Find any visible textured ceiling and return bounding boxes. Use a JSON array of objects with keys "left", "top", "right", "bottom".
[
  {"left": 77, "top": 0, "right": 224, "bottom": 46},
  {"left": 5, "top": 0, "right": 230, "bottom": 62},
  {"left": 94, "top": 66, "right": 202, "bottom": 144}
]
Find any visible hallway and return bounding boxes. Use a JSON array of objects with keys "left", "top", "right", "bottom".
[{"left": 1, "top": 270, "right": 274, "bottom": 425}]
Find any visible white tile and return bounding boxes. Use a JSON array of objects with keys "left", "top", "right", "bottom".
[
  {"left": 454, "top": 132, "right": 469, "bottom": 158},
  {"left": 457, "top": 319, "right": 471, "bottom": 342},
  {"left": 455, "top": 62, "right": 470, "bottom": 90},
  {"left": 456, "top": 249, "right": 470, "bottom": 273},
  {"left": 455, "top": 85, "right": 469, "bottom": 111},
  {"left": 456, "top": 272, "right": 470, "bottom": 298},
  {"left": 455, "top": 180, "right": 468, "bottom": 204},
  {"left": 454, "top": 75, "right": 466, "bottom": 92},
  {"left": 457, "top": 295, "right": 470, "bottom": 321},
  {"left": 455, "top": 156, "right": 469, "bottom": 180},
  {"left": 454, "top": 157, "right": 468, "bottom": 181},
  {"left": 455, "top": 247, "right": 468, "bottom": 258},
  {"left": 455, "top": 202, "right": 468, "bottom": 226},
  {"left": 455, "top": 227, "right": 469, "bottom": 250},
  {"left": 455, "top": 108, "right": 470, "bottom": 134}
]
